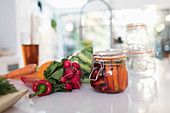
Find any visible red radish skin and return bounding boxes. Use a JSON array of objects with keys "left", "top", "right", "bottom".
[
  {"left": 73, "top": 80, "right": 82, "bottom": 89},
  {"left": 75, "top": 70, "right": 82, "bottom": 77},
  {"left": 63, "top": 60, "right": 72, "bottom": 68},
  {"left": 64, "top": 74, "right": 74, "bottom": 79},
  {"left": 64, "top": 68, "right": 75, "bottom": 79},
  {"left": 72, "top": 67, "right": 76, "bottom": 74},
  {"left": 72, "top": 62, "right": 81, "bottom": 70},
  {"left": 59, "top": 76, "right": 67, "bottom": 83},
  {"left": 65, "top": 83, "right": 72, "bottom": 90},
  {"left": 73, "top": 84, "right": 80, "bottom": 89},
  {"left": 70, "top": 75, "right": 80, "bottom": 84}
]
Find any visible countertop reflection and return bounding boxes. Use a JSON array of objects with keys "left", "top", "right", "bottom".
[{"left": 4, "top": 59, "right": 170, "bottom": 113}]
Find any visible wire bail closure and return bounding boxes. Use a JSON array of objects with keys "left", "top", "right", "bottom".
[{"left": 89, "top": 55, "right": 104, "bottom": 81}]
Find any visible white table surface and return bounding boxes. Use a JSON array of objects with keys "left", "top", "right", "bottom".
[{"left": 3, "top": 59, "right": 170, "bottom": 113}]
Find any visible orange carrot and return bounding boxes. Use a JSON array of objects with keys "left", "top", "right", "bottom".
[
  {"left": 123, "top": 66, "right": 128, "bottom": 89},
  {"left": 91, "top": 79, "right": 105, "bottom": 86},
  {"left": 11, "top": 71, "right": 38, "bottom": 79},
  {"left": 37, "top": 61, "right": 53, "bottom": 79},
  {"left": 101, "top": 85, "right": 107, "bottom": 91},
  {"left": 111, "top": 64, "right": 119, "bottom": 92},
  {"left": 104, "top": 68, "right": 108, "bottom": 89},
  {"left": 90, "top": 69, "right": 99, "bottom": 80},
  {"left": 117, "top": 64, "right": 123, "bottom": 89},
  {"left": 1, "top": 64, "right": 37, "bottom": 79},
  {"left": 106, "top": 65, "right": 114, "bottom": 93},
  {"left": 117, "top": 64, "right": 128, "bottom": 90}
]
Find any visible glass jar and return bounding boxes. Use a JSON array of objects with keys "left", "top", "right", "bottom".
[
  {"left": 125, "top": 23, "right": 149, "bottom": 50},
  {"left": 89, "top": 49, "right": 129, "bottom": 93},
  {"left": 127, "top": 48, "right": 156, "bottom": 77}
]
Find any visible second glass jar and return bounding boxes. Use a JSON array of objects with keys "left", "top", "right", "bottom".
[{"left": 127, "top": 47, "right": 156, "bottom": 77}]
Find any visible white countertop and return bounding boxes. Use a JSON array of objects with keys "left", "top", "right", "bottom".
[{"left": 3, "top": 59, "right": 170, "bottom": 113}]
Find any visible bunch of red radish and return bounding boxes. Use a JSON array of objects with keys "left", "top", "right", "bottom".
[{"left": 59, "top": 60, "right": 82, "bottom": 91}]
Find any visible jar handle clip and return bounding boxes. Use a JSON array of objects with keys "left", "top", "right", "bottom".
[{"left": 89, "top": 59, "right": 104, "bottom": 81}]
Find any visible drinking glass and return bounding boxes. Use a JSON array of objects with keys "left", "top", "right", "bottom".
[{"left": 21, "top": 33, "right": 39, "bottom": 66}]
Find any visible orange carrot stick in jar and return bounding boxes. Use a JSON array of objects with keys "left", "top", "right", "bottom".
[
  {"left": 101, "top": 85, "right": 107, "bottom": 91},
  {"left": 91, "top": 78, "right": 105, "bottom": 86},
  {"left": 123, "top": 65, "right": 128, "bottom": 89},
  {"left": 106, "top": 64, "right": 114, "bottom": 93},
  {"left": 90, "top": 69, "right": 99, "bottom": 80},
  {"left": 117, "top": 63, "right": 128, "bottom": 91},
  {"left": 103, "top": 66, "right": 108, "bottom": 90},
  {"left": 1, "top": 64, "right": 37, "bottom": 79},
  {"left": 111, "top": 64, "right": 119, "bottom": 92},
  {"left": 117, "top": 64, "right": 124, "bottom": 90}
]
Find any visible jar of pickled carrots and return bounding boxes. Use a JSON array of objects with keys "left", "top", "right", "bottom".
[{"left": 89, "top": 49, "right": 129, "bottom": 93}]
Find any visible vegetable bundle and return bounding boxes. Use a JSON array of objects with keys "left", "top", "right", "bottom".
[
  {"left": 43, "top": 59, "right": 82, "bottom": 93},
  {"left": 69, "top": 46, "right": 93, "bottom": 82},
  {"left": 18, "top": 46, "right": 93, "bottom": 98},
  {"left": 21, "top": 59, "right": 82, "bottom": 98}
]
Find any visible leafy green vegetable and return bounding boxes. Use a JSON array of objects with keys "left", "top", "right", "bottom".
[
  {"left": 43, "top": 59, "right": 67, "bottom": 92},
  {"left": 51, "top": 83, "right": 66, "bottom": 93},
  {"left": 44, "top": 61, "right": 62, "bottom": 79},
  {"left": 0, "top": 77, "right": 17, "bottom": 95},
  {"left": 81, "top": 46, "right": 93, "bottom": 58},
  {"left": 50, "top": 68, "right": 63, "bottom": 80},
  {"left": 44, "top": 46, "right": 93, "bottom": 87},
  {"left": 86, "top": 46, "right": 93, "bottom": 53},
  {"left": 78, "top": 53, "right": 92, "bottom": 65},
  {"left": 79, "top": 63, "right": 91, "bottom": 73}
]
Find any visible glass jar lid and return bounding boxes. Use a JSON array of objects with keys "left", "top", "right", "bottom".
[
  {"left": 128, "top": 46, "right": 154, "bottom": 55},
  {"left": 126, "top": 23, "right": 147, "bottom": 28},
  {"left": 92, "top": 49, "right": 129, "bottom": 60}
]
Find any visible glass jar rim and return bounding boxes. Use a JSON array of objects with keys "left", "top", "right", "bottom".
[
  {"left": 128, "top": 48, "right": 154, "bottom": 55},
  {"left": 126, "top": 23, "right": 147, "bottom": 28},
  {"left": 92, "top": 49, "right": 129, "bottom": 60}
]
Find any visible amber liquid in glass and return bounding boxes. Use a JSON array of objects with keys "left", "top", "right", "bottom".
[{"left": 22, "top": 44, "right": 39, "bottom": 66}]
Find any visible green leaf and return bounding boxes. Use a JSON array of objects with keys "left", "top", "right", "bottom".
[
  {"left": 0, "top": 77, "right": 17, "bottom": 95},
  {"left": 44, "top": 61, "right": 62, "bottom": 78},
  {"left": 50, "top": 68, "right": 63, "bottom": 80},
  {"left": 46, "top": 78, "right": 56, "bottom": 85},
  {"left": 46, "top": 61, "right": 58, "bottom": 76},
  {"left": 51, "top": 83, "right": 66, "bottom": 93},
  {"left": 84, "top": 46, "right": 93, "bottom": 53},
  {"left": 43, "top": 70, "right": 48, "bottom": 79},
  {"left": 55, "top": 61, "right": 62, "bottom": 69}
]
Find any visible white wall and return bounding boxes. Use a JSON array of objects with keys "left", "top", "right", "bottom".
[
  {"left": 15, "top": 0, "right": 32, "bottom": 67},
  {"left": 15, "top": 0, "right": 59, "bottom": 66},
  {"left": 0, "top": 0, "right": 17, "bottom": 55}
]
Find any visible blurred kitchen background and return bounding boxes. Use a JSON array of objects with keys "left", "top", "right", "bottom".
[{"left": 0, "top": 0, "right": 170, "bottom": 74}]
